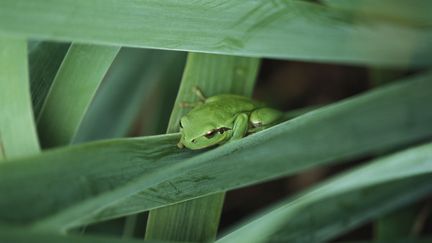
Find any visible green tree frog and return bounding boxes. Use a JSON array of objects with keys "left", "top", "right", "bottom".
[{"left": 177, "top": 87, "right": 283, "bottom": 150}]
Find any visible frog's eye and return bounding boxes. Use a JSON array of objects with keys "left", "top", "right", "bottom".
[
  {"left": 204, "top": 130, "right": 217, "bottom": 139},
  {"left": 218, "top": 127, "right": 230, "bottom": 134},
  {"left": 179, "top": 121, "right": 183, "bottom": 128}
]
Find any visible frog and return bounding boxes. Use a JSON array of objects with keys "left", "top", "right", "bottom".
[{"left": 177, "top": 87, "right": 283, "bottom": 150}]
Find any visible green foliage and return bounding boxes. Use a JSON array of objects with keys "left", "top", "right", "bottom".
[
  {"left": 0, "top": 38, "right": 40, "bottom": 159},
  {"left": 0, "top": 1, "right": 431, "bottom": 242},
  {"left": 37, "top": 44, "right": 119, "bottom": 147},
  {"left": 0, "top": 71, "right": 430, "bottom": 234},
  {"left": 1, "top": 0, "right": 432, "bottom": 66},
  {"left": 74, "top": 48, "right": 186, "bottom": 142},
  {"left": 28, "top": 41, "right": 70, "bottom": 117},
  {"left": 218, "top": 142, "right": 432, "bottom": 243},
  {"left": 146, "top": 54, "right": 259, "bottom": 242}
]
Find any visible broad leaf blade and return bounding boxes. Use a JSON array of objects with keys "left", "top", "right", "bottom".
[{"left": 1, "top": 0, "right": 432, "bottom": 66}]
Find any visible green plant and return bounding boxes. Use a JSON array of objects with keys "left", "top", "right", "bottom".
[{"left": 0, "top": 1, "right": 431, "bottom": 242}]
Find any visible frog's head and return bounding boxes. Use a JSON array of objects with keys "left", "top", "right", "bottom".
[{"left": 177, "top": 116, "right": 231, "bottom": 150}]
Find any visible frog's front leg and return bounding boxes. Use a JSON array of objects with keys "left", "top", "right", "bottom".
[
  {"left": 179, "top": 101, "right": 203, "bottom": 108},
  {"left": 228, "top": 113, "right": 249, "bottom": 141},
  {"left": 249, "top": 107, "right": 283, "bottom": 133}
]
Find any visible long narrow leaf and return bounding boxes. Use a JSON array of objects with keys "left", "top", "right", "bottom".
[
  {"left": 0, "top": 38, "right": 40, "bottom": 159},
  {"left": 37, "top": 44, "right": 119, "bottom": 147},
  {"left": 0, "top": 71, "right": 431, "bottom": 230},
  {"left": 217, "top": 142, "right": 432, "bottom": 243},
  {"left": 146, "top": 54, "right": 259, "bottom": 242},
  {"left": 269, "top": 179, "right": 432, "bottom": 243},
  {"left": 0, "top": 134, "right": 193, "bottom": 225},
  {"left": 28, "top": 41, "right": 69, "bottom": 117},
  {"left": 1, "top": 0, "right": 432, "bottom": 66},
  {"left": 94, "top": 71, "right": 432, "bottom": 224}
]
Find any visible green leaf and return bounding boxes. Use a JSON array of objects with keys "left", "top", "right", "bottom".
[
  {"left": 146, "top": 193, "right": 226, "bottom": 242},
  {"left": 0, "top": 225, "right": 173, "bottom": 243},
  {"left": 0, "top": 38, "right": 40, "bottom": 159},
  {"left": 217, "top": 142, "right": 432, "bottom": 243},
  {"left": 1, "top": 0, "right": 432, "bottom": 66},
  {"left": 323, "top": 0, "right": 432, "bottom": 26},
  {"left": 74, "top": 48, "right": 185, "bottom": 143},
  {"left": 36, "top": 43, "right": 119, "bottom": 148},
  {"left": 0, "top": 133, "right": 194, "bottom": 228},
  {"left": 0, "top": 71, "right": 431, "bottom": 230},
  {"left": 146, "top": 54, "right": 259, "bottom": 242},
  {"left": 28, "top": 41, "right": 69, "bottom": 118},
  {"left": 105, "top": 70, "right": 432, "bottom": 226},
  {"left": 266, "top": 178, "right": 431, "bottom": 243}
]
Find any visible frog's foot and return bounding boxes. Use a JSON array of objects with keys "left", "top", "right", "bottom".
[
  {"left": 179, "top": 101, "right": 204, "bottom": 108},
  {"left": 179, "top": 86, "right": 207, "bottom": 108},
  {"left": 249, "top": 107, "right": 283, "bottom": 133},
  {"left": 177, "top": 141, "right": 185, "bottom": 149},
  {"left": 192, "top": 86, "right": 207, "bottom": 102}
]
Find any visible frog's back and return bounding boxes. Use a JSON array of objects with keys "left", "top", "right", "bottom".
[
  {"left": 182, "top": 94, "right": 261, "bottom": 130},
  {"left": 205, "top": 94, "right": 263, "bottom": 113},
  {"left": 180, "top": 94, "right": 262, "bottom": 139}
]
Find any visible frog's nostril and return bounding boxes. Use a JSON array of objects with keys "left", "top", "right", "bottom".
[{"left": 191, "top": 139, "right": 196, "bottom": 143}]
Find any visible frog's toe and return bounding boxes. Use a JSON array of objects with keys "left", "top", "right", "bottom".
[
  {"left": 177, "top": 142, "right": 184, "bottom": 149},
  {"left": 251, "top": 121, "right": 263, "bottom": 128}
]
